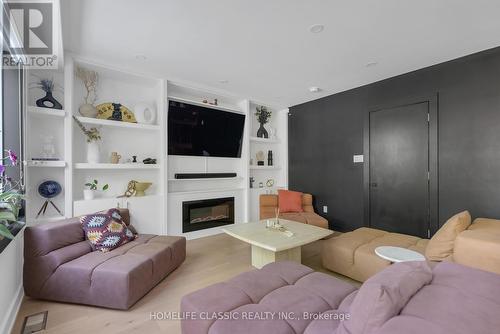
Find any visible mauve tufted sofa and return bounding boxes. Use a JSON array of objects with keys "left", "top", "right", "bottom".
[
  {"left": 24, "top": 209, "right": 186, "bottom": 310},
  {"left": 181, "top": 260, "right": 500, "bottom": 334}
]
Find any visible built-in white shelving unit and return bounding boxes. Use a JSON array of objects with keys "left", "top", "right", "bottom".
[{"left": 25, "top": 53, "right": 288, "bottom": 239}]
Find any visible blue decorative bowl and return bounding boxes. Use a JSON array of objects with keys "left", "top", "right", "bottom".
[{"left": 38, "top": 181, "right": 62, "bottom": 199}]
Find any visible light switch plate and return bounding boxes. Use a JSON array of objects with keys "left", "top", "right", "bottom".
[
  {"left": 323, "top": 206, "right": 328, "bottom": 213},
  {"left": 353, "top": 155, "right": 364, "bottom": 163}
]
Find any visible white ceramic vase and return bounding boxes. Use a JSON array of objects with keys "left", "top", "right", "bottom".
[
  {"left": 83, "top": 189, "right": 95, "bottom": 200},
  {"left": 87, "top": 141, "right": 100, "bottom": 163}
]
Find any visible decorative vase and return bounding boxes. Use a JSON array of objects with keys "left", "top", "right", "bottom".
[
  {"left": 134, "top": 182, "right": 152, "bottom": 197},
  {"left": 257, "top": 123, "right": 268, "bottom": 138},
  {"left": 79, "top": 104, "right": 98, "bottom": 118},
  {"left": 87, "top": 141, "right": 100, "bottom": 163},
  {"left": 36, "top": 92, "right": 63, "bottom": 109},
  {"left": 83, "top": 189, "right": 95, "bottom": 200},
  {"left": 134, "top": 103, "right": 156, "bottom": 124}
]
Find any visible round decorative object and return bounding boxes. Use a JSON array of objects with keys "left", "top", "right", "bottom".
[
  {"left": 266, "top": 179, "right": 275, "bottom": 187},
  {"left": 38, "top": 181, "right": 62, "bottom": 199},
  {"left": 79, "top": 103, "right": 98, "bottom": 118},
  {"left": 96, "top": 103, "right": 137, "bottom": 123},
  {"left": 134, "top": 103, "right": 156, "bottom": 124}
]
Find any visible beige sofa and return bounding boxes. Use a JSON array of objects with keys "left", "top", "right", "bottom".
[
  {"left": 259, "top": 193, "right": 328, "bottom": 229},
  {"left": 322, "top": 212, "right": 500, "bottom": 282}
]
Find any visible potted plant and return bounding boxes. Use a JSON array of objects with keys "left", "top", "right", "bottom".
[
  {"left": 0, "top": 149, "right": 24, "bottom": 241},
  {"left": 75, "top": 66, "right": 99, "bottom": 118},
  {"left": 72, "top": 115, "right": 102, "bottom": 163},
  {"left": 83, "top": 179, "right": 109, "bottom": 200},
  {"left": 255, "top": 106, "right": 272, "bottom": 138},
  {"left": 31, "top": 77, "right": 63, "bottom": 110}
]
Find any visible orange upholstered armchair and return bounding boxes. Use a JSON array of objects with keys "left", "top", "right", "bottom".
[{"left": 259, "top": 193, "right": 329, "bottom": 229}]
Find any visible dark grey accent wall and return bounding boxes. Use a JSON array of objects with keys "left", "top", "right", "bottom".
[{"left": 289, "top": 47, "right": 500, "bottom": 232}]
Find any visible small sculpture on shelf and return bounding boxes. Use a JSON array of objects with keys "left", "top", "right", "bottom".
[
  {"left": 32, "top": 77, "right": 63, "bottom": 110},
  {"left": 143, "top": 158, "right": 157, "bottom": 164},
  {"left": 132, "top": 155, "right": 137, "bottom": 163},
  {"left": 37, "top": 180, "right": 64, "bottom": 218},
  {"left": 202, "top": 98, "right": 218, "bottom": 106},
  {"left": 255, "top": 106, "right": 271, "bottom": 138},
  {"left": 256, "top": 151, "right": 265, "bottom": 166},
  {"left": 109, "top": 103, "right": 123, "bottom": 121},
  {"left": 267, "top": 150, "right": 273, "bottom": 166},
  {"left": 119, "top": 180, "right": 152, "bottom": 197},
  {"left": 75, "top": 66, "right": 98, "bottom": 117},
  {"left": 250, "top": 177, "right": 255, "bottom": 189},
  {"left": 110, "top": 152, "right": 121, "bottom": 164}
]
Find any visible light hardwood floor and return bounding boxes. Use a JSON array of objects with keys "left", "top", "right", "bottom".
[{"left": 12, "top": 233, "right": 356, "bottom": 334}]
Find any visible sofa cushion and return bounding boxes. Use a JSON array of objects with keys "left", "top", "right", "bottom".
[
  {"left": 425, "top": 210, "right": 471, "bottom": 261},
  {"left": 396, "top": 262, "right": 500, "bottom": 334},
  {"left": 181, "top": 261, "right": 355, "bottom": 334},
  {"left": 337, "top": 261, "right": 432, "bottom": 334},
  {"left": 278, "top": 190, "right": 304, "bottom": 213},
  {"left": 80, "top": 208, "right": 137, "bottom": 252}
]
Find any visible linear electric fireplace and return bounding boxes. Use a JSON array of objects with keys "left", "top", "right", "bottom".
[{"left": 182, "top": 197, "right": 235, "bottom": 233}]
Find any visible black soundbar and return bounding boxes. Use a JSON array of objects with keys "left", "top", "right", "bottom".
[{"left": 175, "top": 173, "right": 237, "bottom": 179}]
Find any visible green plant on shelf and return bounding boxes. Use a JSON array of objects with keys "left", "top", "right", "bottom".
[{"left": 85, "top": 179, "right": 109, "bottom": 191}]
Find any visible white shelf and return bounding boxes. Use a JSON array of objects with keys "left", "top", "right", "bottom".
[
  {"left": 75, "top": 116, "right": 160, "bottom": 130},
  {"left": 28, "top": 106, "right": 66, "bottom": 118},
  {"left": 168, "top": 96, "right": 242, "bottom": 114},
  {"left": 168, "top": 177, "right": 243, "bottom": 182},
  {"left": 74, "top": 163, "right": 160, "bottom": 170},
  {"left": 27, "top": 160, "right": 66, "bottom": 167},
  {"left": 249, "top": 165, "right": 281, "bottom": 170},
  {"left": 250, "top": 136, "right": 280, "bottom": 144}
]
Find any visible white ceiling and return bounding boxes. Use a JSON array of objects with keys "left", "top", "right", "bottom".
[{"left": 61, "top": 0, "right": 500, "bottom": 108}]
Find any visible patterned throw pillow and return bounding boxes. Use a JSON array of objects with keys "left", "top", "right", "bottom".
[{"left": 80, "top": 208, "right": 137, "bottom": 252}]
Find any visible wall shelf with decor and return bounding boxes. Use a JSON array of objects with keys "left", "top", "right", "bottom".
[
  {"left": 75, "top": 116, "right": 160, "bottom": 130},
  {"left": 64, "top": 54, "right": 166, "bottom": 234},
  {"left": 249, "top": 165, "right": 281, "bottom": 170},
  {"left": 27, "top": 161, "right": 66, "bottom": 168},
  {"left": 249, "top": 136, "right": 281, "bottom": 144},
  {"left": 24, "top": 67, "right": 70, "bottom": 225},
  {"left": 247, "top": 101, "right": 289, "bottom": 221},
  {"left": 27, "top": 106, "right": 66, "bottom": 118}
]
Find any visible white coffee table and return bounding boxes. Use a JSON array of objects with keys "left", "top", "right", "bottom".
[
  {"left": 375, "top": 246, "right": 426, "bottom": 263},
  {"left": 223, "top": 219, "right": 333, "bottom": 269}
]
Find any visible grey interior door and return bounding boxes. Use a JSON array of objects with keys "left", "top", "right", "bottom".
[{"left": 369, "top": 102, "right": 430, "bottom": 238}]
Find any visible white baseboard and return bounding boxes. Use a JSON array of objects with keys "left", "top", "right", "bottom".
[{"left": 1, "top": 284, "right": 24, "bottom": 334}]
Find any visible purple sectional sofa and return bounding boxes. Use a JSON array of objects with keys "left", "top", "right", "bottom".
[
  {"left": 24, "top": 209, "right": 186, "bottom": 310},
  {"left": 181, "top": 260, "right": 500, "bottom": 334}
]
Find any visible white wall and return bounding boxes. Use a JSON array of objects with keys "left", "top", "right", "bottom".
[{"left": 0, "top": 234, "right": 24, "bottom": 334}]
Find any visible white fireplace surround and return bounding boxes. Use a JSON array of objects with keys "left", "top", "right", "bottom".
[{"left": 168, "top": 188, "right": 245, "bottom": 240}]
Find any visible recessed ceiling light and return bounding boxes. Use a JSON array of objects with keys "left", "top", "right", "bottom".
[
  {"left": 135, "top": 55, "right": 147, "bottom": 61},
  {"left": 219, "top": 79, "right": 229, "bottom": 84},
  {"left": 309, "top": 24, "right": 324, "bottom": 33},
  {"left": 309, "top": 86, "right": 321, "bottom": 93},
  {"left": 366, "top": 61, "right": 378, "bottom": 67}
]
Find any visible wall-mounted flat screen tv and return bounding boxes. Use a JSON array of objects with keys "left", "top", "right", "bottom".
[{"left": 168, "top": 100, "right": 246, "bottom": 158}]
